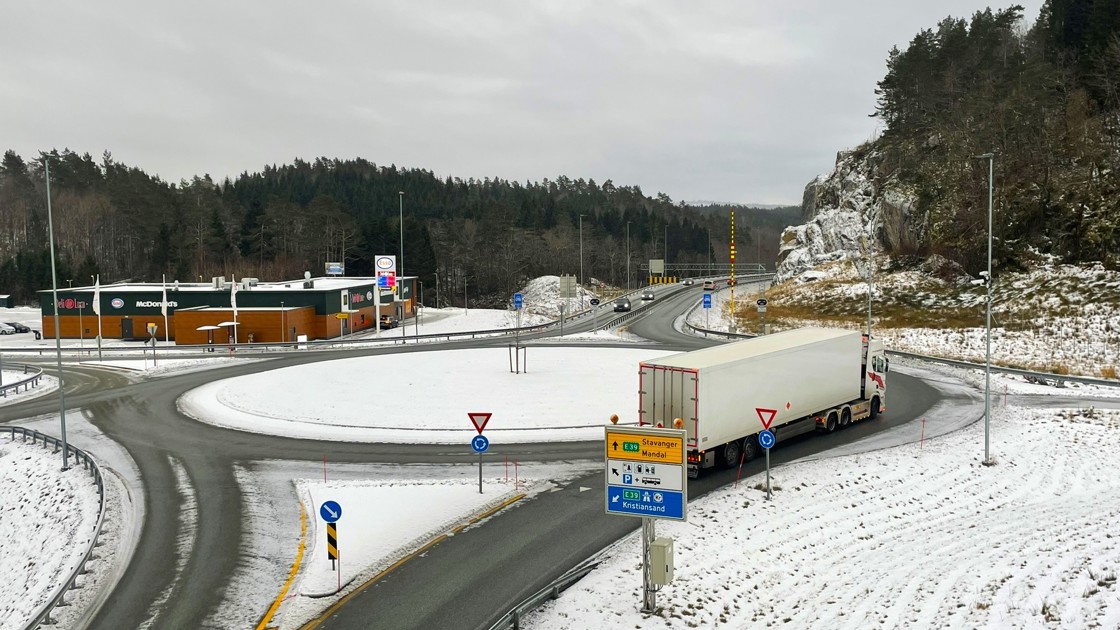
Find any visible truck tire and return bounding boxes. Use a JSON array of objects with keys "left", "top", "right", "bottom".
[
  {"left": 870, "top": 397, "right": 881, "bottom": 420},
  {"left": 721, "top": 440, "right": 742, "bottom": 468},
  {"left": 840, "top": 408, "right": 852, "bottom": 427},
  {"left": 742, "top": 436, "right": 760, "bottom": 462},
  {"left": 825, "top": 412, "right": 838, "bottom": 433}
]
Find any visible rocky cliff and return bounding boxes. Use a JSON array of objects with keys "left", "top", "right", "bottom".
[{"left": 774, "top": 146, "right": 925, "bottom": 284}]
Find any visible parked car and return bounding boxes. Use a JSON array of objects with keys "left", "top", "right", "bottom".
[
  {"left": 379, "top": 314, "right": 399, "bottom": 329},
  {"left": 703, "top": 280, "right": 715, "bottom": 291},
  {"left": 5, "top": 322, "right": 30, "bottom": 333},
  {"left": 0, "top": 323, "right": 14, "bottom": 335},
  {"left": 613, "top": 298, "right": 631, "bottom": 312},
  {"left": 641, "top": 291, "right": 655, "bottom": 301},
  {"left": 683, "top": 279, "right": 695, "bottom": 286}
]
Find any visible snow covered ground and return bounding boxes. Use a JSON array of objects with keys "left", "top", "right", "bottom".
[{"left": 4, "top": 272, "right": 1120, "bottom": 629}]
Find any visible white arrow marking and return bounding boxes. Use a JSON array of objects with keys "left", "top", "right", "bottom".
[
  {"left": 579, "top": 487, "right": 591, "bottom": 493},
  {"left": 324, "top": 505, "right": 338, "bottom": 519}
]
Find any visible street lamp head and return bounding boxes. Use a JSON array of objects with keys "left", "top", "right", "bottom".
[{"left": 972, "top": 153, "right": 994, "bottom": 159}]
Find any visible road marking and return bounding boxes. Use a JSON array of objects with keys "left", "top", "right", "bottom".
[
  {"left": 579, "top": 487, "right": 591, "bottom": 492},
  {"left": 256, "top": 502, "right": 307, "bottom": 630},
  {"left": 298, "top": 493, "right": 526, "bottom": 630}
]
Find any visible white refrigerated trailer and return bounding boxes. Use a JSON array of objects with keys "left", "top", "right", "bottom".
[{"left": 638, "top": 327, "right": 889, "bottom": 476}]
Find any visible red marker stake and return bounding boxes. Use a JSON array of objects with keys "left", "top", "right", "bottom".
[
  {"left": 323, "top": 455, "right": 326, "bottom": 482},
  {"left": 515, "top": 459, "right": 519, "bottom": 491},
  {"left": 505, "top": 455, "right": 508, "bottom": 483},
  {"left": 920, "top": 417, "right": 926, "bottom": 450}
]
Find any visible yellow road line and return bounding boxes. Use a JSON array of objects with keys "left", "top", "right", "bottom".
[
  {"left": 299, "top": 493, "right": 526, "bottom": 630},
  {"left": 257, "top": 502, "right": 308, "bottom": 630}
]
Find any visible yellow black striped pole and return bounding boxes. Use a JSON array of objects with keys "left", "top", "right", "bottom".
[{"left": 327, "top": 522, "right": 338, "bottom": 564}]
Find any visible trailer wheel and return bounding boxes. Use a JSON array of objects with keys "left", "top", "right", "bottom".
[
  {"left": 721, "top": 440, "right": 742, "bottom": 468},
  {"left": 825, "top": 412, "right": 838, "bottom": 433},
  {"left": 840, "top": 408, "right": 852, "bottom": 427},
  {"left": 742, "top": 436, "right": 760, "bottom": 462},
  {"left": 870, "top": 397, "right": 881, "bottom": 420}
]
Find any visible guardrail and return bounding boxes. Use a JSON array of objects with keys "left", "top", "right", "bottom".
[
  {"left": 0, "top": 362, "right": 44, "bottom": 398},
  {"left": 2, "top": 427, "right": 107, "bottom": 630},
  {"left": 487, "top": 560, "right": 601, "bottom": 630}
]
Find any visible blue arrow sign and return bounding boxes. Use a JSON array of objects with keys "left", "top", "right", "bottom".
[
  {"left": 320, "top": 500, "right": 342, "bottom": 523},
  {"left": 472, "top": 434, "right": 490, "bottom": 453},
  {"left": 513, "top": 293, "right": 523, "bottom": 309},
  {"left": 606, "top": 486, "right": 685, "bottom": 520},
  {"left": 759, "top": 430, "right": 775, "bottom": 449},
  {"left": 702, "top": 294, "right": 712, "bottom": 309}
]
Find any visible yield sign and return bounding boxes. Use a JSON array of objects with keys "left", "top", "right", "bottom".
[
  {"left": 468, "top": 412, "right": 492, "bottom": 434},
  {"left": 755, "top": 408, "right": 777, "bottom": 430}
]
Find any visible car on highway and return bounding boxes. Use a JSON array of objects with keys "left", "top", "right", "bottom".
[
  {"left": 5, "top": 322, "right": 30, "bottom": 333},
  {"left": 683, "top": 278, "right": 694, "bottom": 286},
  {"left": 613, "top": 298, "right": 631, "bottom": 312},
  {"left": 703, "top": 280, "right": 715, "bottom": 291},
  {"left": 0, "top": 323, "right": 14, "bottom": 335},
  {"left": 379, "top": 314, "right": 399, "bottom": 329},
  {"left": 641, "top": 290, "right": 655, "bottom": 301}
]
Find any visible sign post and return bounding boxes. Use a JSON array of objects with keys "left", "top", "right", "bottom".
[
  {"left": 469, "top": 413, "right": 492, "bottom": 494},
  {"left": 605, "top": 425, "right": 687, "bottom": 613},
  {"left": 589, "top": 297, "right": 600, "bottom": 330},
  {"left": 702, "top": 292, "right": 712, "bottom": 330},
  {"left": 320, "top": 500, "right": 342, "bottom": 571},
  {"left": 756, "top": 407, "right": 777, "bottom": 500}
]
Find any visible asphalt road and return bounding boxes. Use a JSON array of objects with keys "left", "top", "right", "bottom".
[{"left": 0, "top": 283, "right": 950, "bottom": 629}]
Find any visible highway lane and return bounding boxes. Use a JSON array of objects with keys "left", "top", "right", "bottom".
[{"left": 0, "top": 284, "right": 950, "bottom": 629}]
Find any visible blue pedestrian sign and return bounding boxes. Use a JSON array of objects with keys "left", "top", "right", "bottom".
[
  {"left": 702, "top": 294, "right": 712, "bottom": 309},
  {"left": 319, "top": 500, "right": 342, "bottom": 523},
  {"left": 513, "top": 293, "right": 523, "bottom": 309},
  {"left": 472, "top": 434, "right": 490, "bottom": 453},
  {"left": 759, "top": 430, "right": 775, "bottom": 449}
]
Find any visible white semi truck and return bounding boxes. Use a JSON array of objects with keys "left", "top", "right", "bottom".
[{"left": 638, "top": 327, "right": 889, "bottom": 476}]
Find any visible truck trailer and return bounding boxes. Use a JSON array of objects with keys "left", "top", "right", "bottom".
[{"left": 638, "top": 327, "right": 889, "bottom": 476}]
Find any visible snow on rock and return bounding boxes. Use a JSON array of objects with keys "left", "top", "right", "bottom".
[{"left": 777, "top": 147, "right": 921, "bottom": 284}]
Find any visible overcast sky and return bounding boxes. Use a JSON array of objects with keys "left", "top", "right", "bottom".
[{"left": 3, "top": 1, "right": 1041, "bottom": 206}]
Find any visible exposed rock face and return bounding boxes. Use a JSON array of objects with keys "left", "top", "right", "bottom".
[{"left": 776, "top": 146, "right": 924, "bottom": 284}]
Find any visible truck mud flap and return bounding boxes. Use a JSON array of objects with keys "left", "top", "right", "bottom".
[{"left": 688, "top": 465, "right": 699, "bottom": 479}]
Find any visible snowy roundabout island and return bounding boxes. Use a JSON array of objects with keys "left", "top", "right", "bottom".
[{"left": 178, "top": 347, "right": 674, "bottom": 443}]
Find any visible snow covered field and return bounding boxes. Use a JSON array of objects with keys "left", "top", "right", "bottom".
[{"left": 3, "top": 272, "right": 1120, "bottom": 629}]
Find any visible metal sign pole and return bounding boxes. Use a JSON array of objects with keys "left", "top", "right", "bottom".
[
  {"left": 765, "top": 448, "right": 772, "bottom": 500},
  {"left": 641, "top": 517, "right": 656, "bottom": 613},
  {"left": 478, "top": 452, "right": 483, "bottom": 494}
]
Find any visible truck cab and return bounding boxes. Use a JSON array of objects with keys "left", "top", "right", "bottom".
[{"left": 862, "top": 335, "right": 888, "bottom": 417}]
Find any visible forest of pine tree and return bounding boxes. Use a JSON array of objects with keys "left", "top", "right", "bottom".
[
  {"left": 0, "top": 150, "right": 787, "bottom": 306},
  {"left": 870, "top": 0, "right": 1120, "bottom": 273}
]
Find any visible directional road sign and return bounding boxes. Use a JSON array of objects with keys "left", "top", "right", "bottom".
[
  {"left": 320, "top": 500, "right": 342, "bottom": 523},
  {"left": 513, "top": 293, "right": 523, "bottom": 309},
  {"left": 759, "top": 430, "right": 775, "bottom": 449},
  {"left": 472, "top": 435, "right": 490, "bottom": 453},
  {"left": 702, "top": 294, "right": 712, "bottom": 309},
  {"left": 604, "top": 426, "right": 687, "bottom": 521}
]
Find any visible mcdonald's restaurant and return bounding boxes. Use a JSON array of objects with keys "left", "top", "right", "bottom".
[{"left": 37, "top": 275, "right": 416, "bottom": 344}]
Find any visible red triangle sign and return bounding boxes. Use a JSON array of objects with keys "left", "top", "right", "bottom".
[
  {"left": 468, "top": 412, "right": 492, "bottom": 434},
  {"left": 755, "top": 408, "right": 777, "bottom": 430}
]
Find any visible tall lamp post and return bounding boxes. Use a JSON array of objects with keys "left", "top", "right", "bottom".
[
  {"left": 579, "top": 214, "right": 588, "bottom": 286},
  {"left": 626, "top": 221, "right": 631, "bottom": 291},
  {"left": 974, "top": 152, "right": 995, "bottom": 466},
  {"left": 45, "top": 158, "right": 70, "bottom": 470},
  {"left": 398, "top": 191, "right": 405, "bottom": 299}
]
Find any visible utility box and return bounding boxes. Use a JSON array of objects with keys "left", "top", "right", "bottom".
[{"left": 650, "top": 537, "right": 674, "bottom": 585}]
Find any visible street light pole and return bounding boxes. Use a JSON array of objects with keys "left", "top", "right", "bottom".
[
  {"left": 579, "top": 214, "right": 587, "bottom": 286},
  {"left": 974, "top": 152, "right": 995, "bottom": 466},
  {"left": 626, "top": 221, "right": 631, "bottom": 291},
  {"left": 398, "top": 191, "right": 405, "bottom": 300},
  {"left": 707, "top": 228, "right": 712, "bottom": 277},
  {"left": 45, "top": 158, "right": 70, "bottom": 470}
]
